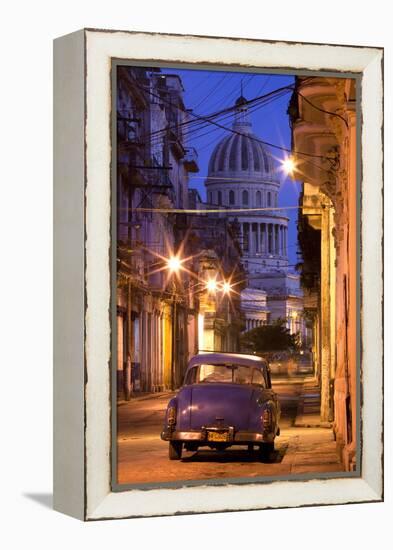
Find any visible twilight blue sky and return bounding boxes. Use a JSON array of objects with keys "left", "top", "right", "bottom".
[{"left": 160, "top": 67, "right": 302, "bottom": 267}]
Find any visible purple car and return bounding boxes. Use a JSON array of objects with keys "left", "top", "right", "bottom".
[{"left": 161, "top": 352, "right": 280, "bottom": 460}]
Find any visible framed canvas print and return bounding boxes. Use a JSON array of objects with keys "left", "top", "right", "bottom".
[{"left": 53, "top": 29, "right": 383, "bottom": 520}]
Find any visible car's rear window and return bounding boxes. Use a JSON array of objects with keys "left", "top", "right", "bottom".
[{"left": 185, "top": 364, "right": 266, "bottom": 387}]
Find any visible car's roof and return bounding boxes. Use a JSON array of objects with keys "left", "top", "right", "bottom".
[{"left": 187, "top": 352, "right": 267, "bottom": 370}]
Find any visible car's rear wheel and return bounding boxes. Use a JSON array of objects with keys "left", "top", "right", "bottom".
[
  {"left": 259, "top": 442, "right": 274, "bottom": 462},
  {"left": 169, "top": 441, "right": 183, "bottom": 460}
]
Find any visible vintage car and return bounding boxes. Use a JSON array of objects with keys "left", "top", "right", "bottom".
[{"left": 161, "top": 352, "right": 280, "bottom": 460}]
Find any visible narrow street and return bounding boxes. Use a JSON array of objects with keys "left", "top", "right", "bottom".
[
  {"left": 117, "top": 373, "right": 344, "bottom": 485},
  {"left": 113, "top": 67, "right": 359, "bottom": 485}
]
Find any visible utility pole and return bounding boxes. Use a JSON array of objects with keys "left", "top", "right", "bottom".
[
  {"left": 124, "top": 279, "right": 132, "bottom": 400},
  {"left": 171, "top": 291, "right": 177, "bottom": 391}
]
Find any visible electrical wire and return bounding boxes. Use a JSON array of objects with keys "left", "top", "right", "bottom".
[
  {"left": 134, "top": 79, "right": 335, "bottom": 176},
  {"left": 146, "top": 83, "right": 295, "bottom": 145},
  {"left": 182, "top": 88, "right": 291, "bottom": 145},
  {"left": 297, "top": 90, "right": 349, "bottom": 128},
  {"left": 192, "top": 72, "right": 231, "bottom": 110},
  {"left": 196, "top": 73, "right": 240, "bottom": 113},
  {"left": 119, "top": 205, "right": 317, "bottom": 214}
]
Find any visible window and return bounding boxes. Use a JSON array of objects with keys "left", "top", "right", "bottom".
[
  {"left": 267, "top": 192, "right": 271, "bottom": 207},
  {"left": 218, "top": 190, "right": 222, "bottom": 205},
  {"left": 256, "top": 190, "right": 261, "bottom": 206},
  {"left": 229, "top": 190, "right": 235, "bottom": 205},
  {"left": 187, "top": 364, "right": 265, "bottom": 387},
  {"left": 184, "top": 367, "right": 198, "bottom": 385},
  {"left": 251, "top": 369, "right": 265, "bottom": 387},
  {"left": 242, "top": 190, "right": 249, "bottom": 206}
]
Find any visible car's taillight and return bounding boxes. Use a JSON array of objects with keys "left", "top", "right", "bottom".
[
  {"left": 262, "top": 408, "right": 272, "bottom": 431},
  {"left": 167, "top": 405, "right": 177, "bottom": 427}
]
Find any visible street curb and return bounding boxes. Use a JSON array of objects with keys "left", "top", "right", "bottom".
[
  {"left": 293, "top": 377, "right": 331, "bottom": 428},
  {"left": 272, "top": 377, "right": 305, "bottom": 386},
  {"left": 118, "top": 391, "right": 175, "bottom": 406}
]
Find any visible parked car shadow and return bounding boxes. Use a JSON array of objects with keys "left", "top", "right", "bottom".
[{"left": 181, "top": 444, "right": 288, "bottom": 464}]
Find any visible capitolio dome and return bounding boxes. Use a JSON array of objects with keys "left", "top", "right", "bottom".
[{"left": 207, "top": 95, "right": 276, "bottom": 179}]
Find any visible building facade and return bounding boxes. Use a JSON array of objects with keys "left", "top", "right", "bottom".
[
  {"left": 291, "top": 76, "right": 357, "bottom": 470},
  {"left": 117, "top": 67, "right": 198, "bottom": 396},
  {"left": 182, "top": 188, "right": 245, "bottom": 353},
  {"left": 204, "top": 95, "right": 304, "bottom": 337},
  {"left": 116, "top": 68, "right": 245, "bottom": 398}
]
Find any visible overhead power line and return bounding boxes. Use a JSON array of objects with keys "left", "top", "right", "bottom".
[
  {"left": 120, "top": 205, "right": 316, "bottom": 214},
  {"left": 144, "top": 82, "right": 295, "bottom": 144},
  {"left": 181, "top": 88, "right": 291, "bottom": 145},
  {"left": 130, "top": 77, "right": 337, "bottom": 173}
]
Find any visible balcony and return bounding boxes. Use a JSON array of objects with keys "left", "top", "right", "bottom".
[
  {"left": 168, "top": 130, "right": 186, "bottom": 159},
  {"left": 183, "top": 147, "right": 199, "bottom": 173},
  {"left": 117, "top": 113, "right": 143, "bottom": 149}
]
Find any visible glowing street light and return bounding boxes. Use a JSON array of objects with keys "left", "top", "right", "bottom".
[
  {"left": 166, "top": 255, "right": 182, "bottom": 274},
  {"left": 206, "top": 279, "right": 218, "bottom": 293},
  {"left": 280, "top": 156, "right": 296, "bottom": 176},
  {"left": 222, "top": 281, "right": 232, "bottom": 294}
]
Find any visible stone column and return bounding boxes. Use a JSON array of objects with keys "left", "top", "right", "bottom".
[
  {"left": 280, "top": 225, "right": 284, "bottom": 256},
  {"left": 275, "top": 225, "right": 279, "bottom": 255},
  {"left": 151, "top": 312, "right": 156, "bottom": 388},
  {"left": 273, "top": 224, "right": 276, "bottom": 254},
  {"left": 268, "top": 223, "right": 274, "bottom": 254},
  {"left": 253, "top": 223, "right": 258, "bottom": 253},
  {"left": 265, "top": 223, "right": 270, "bottom": 254},
  {"left": 257, "top": 223, "right": 261, "bottom": 253},
  {"left": 265, "top": 223, "right": 269, "bottom": 254},
  {"left": 320, "top": 199, "right": 332, "bottom": 422},
  {"left": 260, "top": 224, "right": 264, "bottom": 253},
  {"left": 243, "top": 222, "right": 249, "bottom": 253}
]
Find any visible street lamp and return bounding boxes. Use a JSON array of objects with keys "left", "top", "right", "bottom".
[
  {"left": 280, "top": 155, "right": 297, "bottom": 176},
  {"left": 166, "top": 255, "right": 182, "bottom": 274},
  {"left": 206, "top": 279, "right": 218, "bottom": 293},
  {"left": 222, "top": 281, "right": 232, "bottom": 294},
  {"left": 164, "top": 254, "right": 184, "bottom": 390}
]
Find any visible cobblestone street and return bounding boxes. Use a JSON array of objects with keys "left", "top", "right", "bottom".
[{"left": 116, "top": 374, "right": 344, "bottom": 485}]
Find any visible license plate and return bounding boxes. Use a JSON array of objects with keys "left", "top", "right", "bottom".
[{"left": 207, "top": 431, "right": 228, "bottom": 442}]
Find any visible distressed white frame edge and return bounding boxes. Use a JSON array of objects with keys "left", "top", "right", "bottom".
[
  {"left": 74, "top": 29, "right": 382, "bottom": 520},
  {"left": 54, "top": 29, "right": 86, "bottom": 520}
]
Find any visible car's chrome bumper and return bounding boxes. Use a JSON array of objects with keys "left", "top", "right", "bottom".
[{"left": 161, "top": 428, "right": 275, "bottom": 444}]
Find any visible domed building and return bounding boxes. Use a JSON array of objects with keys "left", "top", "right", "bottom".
[{"left": 205, "top": 96, "right": 304, "bottom": 336}]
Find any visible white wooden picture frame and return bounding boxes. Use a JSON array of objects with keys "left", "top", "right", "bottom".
[{"left": 53, "top": 29, "right": 383, "bottom": 521}]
